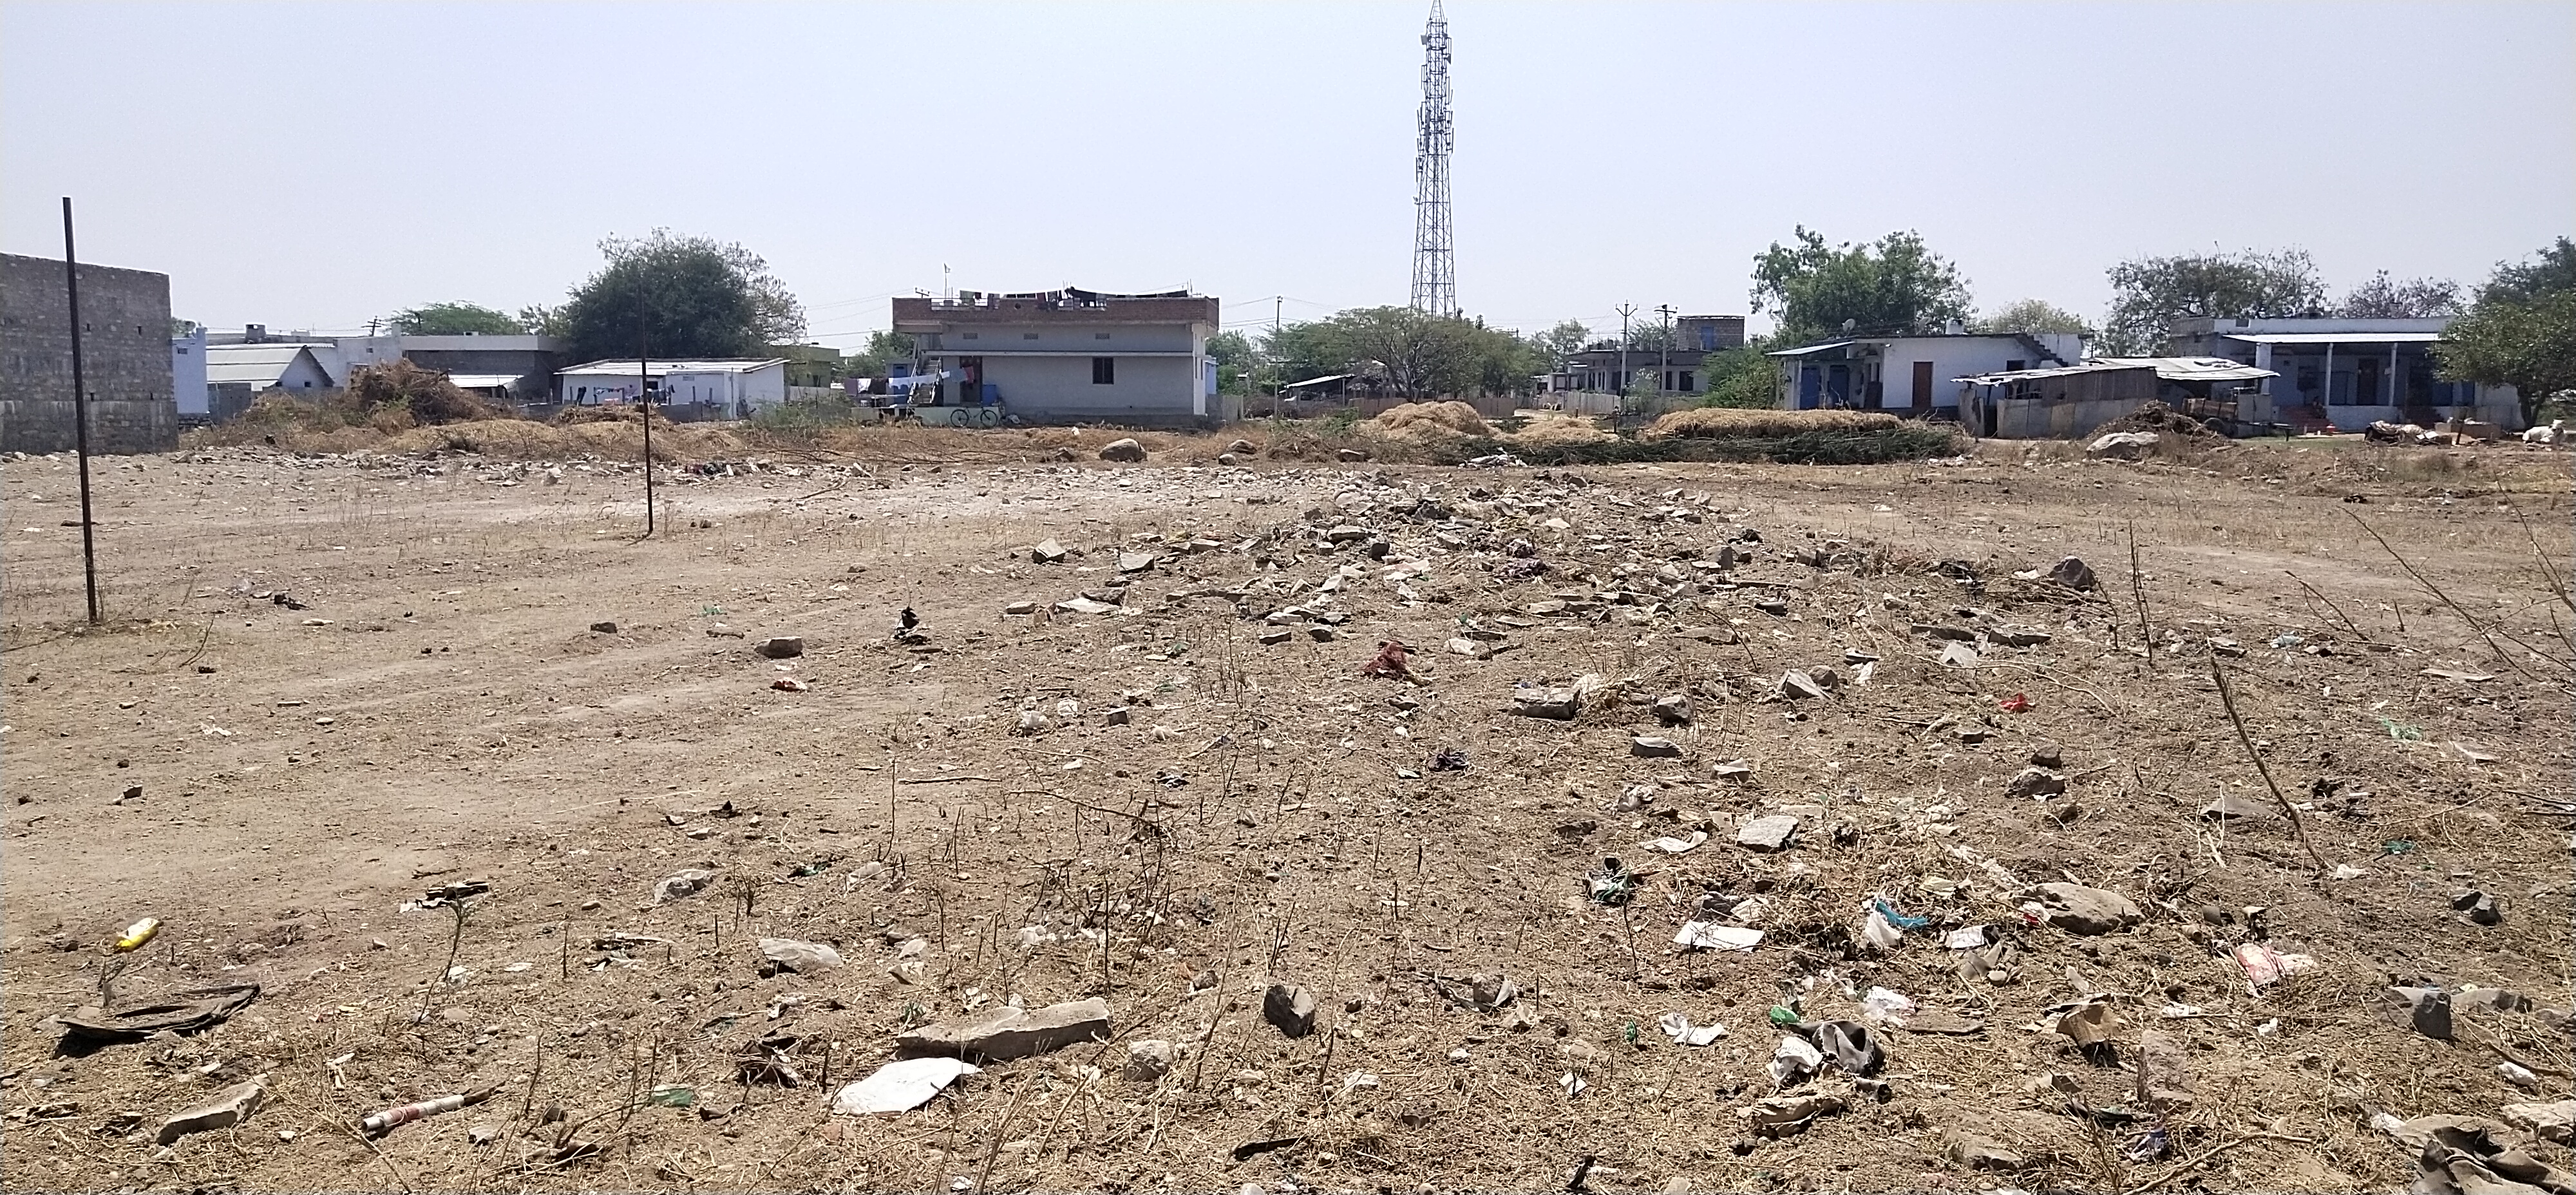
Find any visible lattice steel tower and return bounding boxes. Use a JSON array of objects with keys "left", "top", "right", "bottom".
[{"left": 1409, "top": 1, "right": 1457, "bottom": 317}]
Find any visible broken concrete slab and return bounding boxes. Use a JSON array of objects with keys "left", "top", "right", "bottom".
[
  {"left": 1736, "top": 814, "right": 1798, "bottom": 852},
  {"left": 896, "top": 997, "right": 1112, "bottom": 1061},
  {"left": 1631, "top": 735, "right": 1683, "bottom": 758},
  {"left": 2134, "top": 1030, "right": 2193, "bottom": 1112},
  {"left": 758, "top": 937, "right": 845, "bottom": 974},
  {"left": 1052, "top": 597, "right": 1121, "bottom": 617},
  {"left": 1030, "top": 539, "right": 1069, "bottom": 564},
  {"left": 156, "top": 1075, "right": 266, "bottom": 1144},
  {"left": 1779, "top": 670, "right": 1828, "bottom": 700},
  {"left": 1511, "top": 686, "right": 1580, "bottom": 720},
  {"left": 831, "top": 1057, "right": 980, "bottom": 1115},
  {"left": 1124, "top": 1040, "right": 1177, "bottom": 1082},
  {"left": 1938, "top": 641, "right": 1981, "bottom": 668},
  {"left": 1116, "top": 552, "right": 1158, "bottom": 574}
]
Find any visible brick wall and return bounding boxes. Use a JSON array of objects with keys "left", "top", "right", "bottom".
[{"left": 0, "top": 253, "right": 179, "bottom": 455}]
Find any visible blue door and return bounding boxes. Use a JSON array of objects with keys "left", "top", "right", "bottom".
[{"left": 1797, "top": 366, "right": 1822, "bottom": 409}]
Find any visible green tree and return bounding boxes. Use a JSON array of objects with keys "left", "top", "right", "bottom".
[
  {"left": 2099, "top": 248, "right": 2325, "bottom": 355},
  {"left": 1975, "top": 298, "right": 2094, "bottom": 339},
  {"left": 1206, "top": 330, "right": 1256, "bottom": 394},
  {"left": 1533, "top": 319, "right": 1590, "bottom": 372},
  {"left": 1751, "top": 227, "right": 1971, "bottom": 345},
  {"left": 2437, "top": 237, "right": 2576, "bottom": 426},
  {"left": 553, "top": 230, "right": 806, "bottom": 364},
  {"left": 1698, "top": 342, "right": 1781, "bottom": 409},
  {"left": 2336, "top": 271, "right": 2461, "bottom": 319},
  {"left": 844, "top": 330, "right": 916, "bottom": 377},
  {"left": 388, "top": 301, "right": 524, "bottom": 335},
  {"left": 1262, "top": 309, "right": 1535, "bottom": 399}
]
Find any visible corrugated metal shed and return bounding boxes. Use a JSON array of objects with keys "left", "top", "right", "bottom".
[{"left": 2221, "top": 332, "right": 2441, "bottom": 344}]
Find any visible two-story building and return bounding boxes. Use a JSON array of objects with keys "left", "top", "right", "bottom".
[
  {"left": 890, "top": 288, "right": 1226, "bottom": 428},
  {"left": 1553, "top": 314, "right": 1746, "bottom": 395}
]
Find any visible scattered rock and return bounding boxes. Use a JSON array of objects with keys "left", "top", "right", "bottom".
[
  {"left": 1117, "top": 552, "right": 1158, "bottom": 574},
  {"left": 2382, "top": 986, "right": 2455, "bottom": 1040},
  {"left": 1097, "top": 438, "right": 1146, "bottom": 463},
  {"left": 2051, "top": 997, "right": 2126, "bottom": 1048},
  {"left": 830, "top": 1058, "right": 980, "bottom": 1115},
  {"left": 1003, "top": 600, "right": 1037, "bottom": 616},
  {"left": 589, "top": 621, "right": 618, "bottom": 634},
  {"left": 2453, "top": 890, "right": 2503, "bottom": 926},
  {"left": 2134, "top": 1030, "right": 2193, "bottom": 1111},
  {"left": 2007, "top": 767, "right": 2068, "bottom": 799},
  {"left": 896, "top": 998, "right": 1112, "bottom": 1061},
  {"left": 2027, "top": 744, "right": 2062, "bottom": 768},
  {"left": 1944, "top": 1131, "right": 2035, "bottom": 1172},
  {"left": 1630, "top": 736, "right": 1683, "bottom": 758},
  {"left": 1736, "top": 815, "right": 1798, "bottom": 852},
  {"left": 1338, "top": 447, "right": 1370, "bottom": 462},
  {"left": 1124, "top": 1040, "right": 1177, "bottom": 1082},
  {"left": 2048, "top": 556, "right": 2098, "bottom": 590},
  {"left": 1653, "top": 693, "right": 1692, "bottom": 724},
  {"left": 1052, "top": 597, "right": 1121, "bottom": 617},
  {"left": 654, "top": 869, "right": 716, "bottom": 905},
  {"left": 1263, "top": 984, "right": 1317, "bottom": 1039},
  {"left": 753, "top": 636, "right": 804, "bottom": 659},
  {"left": 1226, "top": 438, "right": 1258, "bottom": 456},
  {"left": 1511, "top": 686, "right": 1580, "bottom": 720},
  {"left": 1779, "top": 670, "right": 1828, "bottom": 700},
  {"left": 2199, "top": 791, "right": 2276, "bottom": 820},
  {"left": 2505, "top": 1099, "right": 2576, "bottom": 1145},
  {"left": 1030, "top": 539, "right": 1069, "bottom": 564},
  {"left": 2031, "top": 883, "right": 2139, "bottom": 934}
]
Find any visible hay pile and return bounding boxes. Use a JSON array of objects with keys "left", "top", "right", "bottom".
[
  {"left": 1504, "top": 411, "right": 1615, "bottom": 446},
  {"left": 346, "top": 359, "right": 501, "bottom": 426},
  {"left": 2094, "top": 400, "right": 2221, "bottom": 442},
  {"left": 1374, "top": 400, "right": 1490, "bottom": 437},
  {"left": 1640, "top": 406, "right": 1899, "bottom": 440},
  {"left": 553, "top": 404, "right": 672, "bottom": 428}
]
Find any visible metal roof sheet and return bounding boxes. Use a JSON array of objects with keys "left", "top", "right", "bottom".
[
  {"left": 2222, "top": 332, "right": 2441, "bottom": 344},
  {"left": 442, "top": 373, "right": 524, "bottom": 389},
  {"left": 2095, "top": 356, "right": 2278, "bottom": 382},
  {"left": 557, "top": 359, "right": 788, "bottom": 377}
]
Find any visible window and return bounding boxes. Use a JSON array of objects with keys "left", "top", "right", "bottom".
[
  {"left": 1092, "top": 357, "right": 1115, "bottom": 385},
  {"left": 1678, "top": 372, "right": 1694, "bottom": 391},
  {"left": 2004, "top": 359, "right": 2026, "bottom": 373},
  {"left": 1023, "top": 332, "right": 1039, "bottom": 340},
  {"left": 961, "top": 332, "right": 979, "bottom": 340},
  {"left": 1094, "top": 332, "right": 1111, "bottom": 340}
]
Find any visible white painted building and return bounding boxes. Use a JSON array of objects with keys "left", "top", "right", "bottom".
[
  {"left": 171, "top": 328, "right": 209, "bottom": 417},
  {"left": 554, "top": 359, "right": 788, "bottom": 418},
  {"left": 891, "top": 288, "right": 1228, "bottom": 428},
  {"left": 1769, "top": 332, "right": 2084, "bottom": 412}
]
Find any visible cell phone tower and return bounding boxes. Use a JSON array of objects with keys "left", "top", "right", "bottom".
[{"left": 1409, "top": 0, "right": 1457, "bottom": 318}]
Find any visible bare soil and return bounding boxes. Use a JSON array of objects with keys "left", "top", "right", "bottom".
[{"left": 3, "top": 432, "right": 2570, "bottom": 1193}]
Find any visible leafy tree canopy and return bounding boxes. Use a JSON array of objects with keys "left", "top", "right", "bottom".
[
  {"left": 1751, "top": 227, "right": 1971, "bottom": 345},
  {"left": 1975, "top": 299, "right": 2094, "bottom": 339},
  {"left": 1262, "top": 308, "right": 1539, "bottom": 398},
  {"left": 1206, "top": 330, "right": 1257, "bottom": 395},
  {"left": 844, "top": 330, "right": 916, "bottom": 378},
  {"left": 2335, "top": 271, "right": 2461, "bottom": 319},
  {"left": 1533, "top": 319, "right": 1590, "bottom": 369},
  {"left": 389, "top": 301, "right": 524, "bottom": 335},
  {"left": 2100, "top": 248, "right": 2325, "bottom": 354},
  {"left": 2437, "top": 237, "right": 2576, "bottom": 424},
  {"left": 554, "top": 230, "right": 806, "bottom": 364}
]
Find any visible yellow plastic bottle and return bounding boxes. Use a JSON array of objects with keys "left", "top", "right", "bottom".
[{"left": 115, "top": 917, "right": 160, "bottom": 952}]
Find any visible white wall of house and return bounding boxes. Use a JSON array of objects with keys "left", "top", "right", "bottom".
[
  {"left": 273, "top": 350, "right": 335, "bottom": 391},
  {"left": 973, "top": 354, "right": 1206, "bottom": 424},
  {"left": 559, "top": 362, "right": 786, "bottom": 411},
  {"left": 1873, "top": 337, "right": 2056, "bottom": 408},
  {"left": 171, "top": 330, "right": 208, "bottom": 415},
  {"left": 934, "top": 323, "right": 1198, "bottom": 354}
]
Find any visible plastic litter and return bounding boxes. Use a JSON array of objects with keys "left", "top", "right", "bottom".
[
  {"left": 1860, "top": 987, "right": 1917, "bottom": 1025},
  {"left": 115, "top": 917, "right": 162, "bottom": 952},
  {"left": 1859, "top": 909, "right": 1902, "bottom": 951},
  {"left": 1672, "top": 922, "right": 1763, "bottom": 951},
  {"left": 1871, "top": 898, "right": 1929, "bottom": 929},
  {"left": 361, "top": 1081, "right": 500, "bottom": 1136},
  {"left": 1584, "top": 858, "right": 1636, "bottom": 907},
  {"left": 1998, "top": 693, "right": 2031, "bottom": 713},
  {"left": 1768, "top": 1034, "right": 1823, "bottom": 1086},
  {"left": 2232, "top": 943, "right": 2318, "bottom": 993},
  {"left": 1658, "top": 1012, "right": 1725, "bottom": 1046}
]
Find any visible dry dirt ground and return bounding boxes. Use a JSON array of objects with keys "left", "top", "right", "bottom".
[{"left": 3, "top": 434, "right": 2571, "bottom": 1193}]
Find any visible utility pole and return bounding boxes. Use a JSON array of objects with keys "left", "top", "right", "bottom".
[
  {"left": 1615, "top": 303, "right": 1638, "bottom": 400},
  {"left": 59, "top": 197, "right": 99, "bottom": 625},
  {"left": 1654, "top": 304, "right": 1676, "bottom": 400},
  {"left": 638, "top": 298, "right": 654, "bottom": 536},
  {"left": 1271, "top": 296, "right": 1283, "bottom": 404}
]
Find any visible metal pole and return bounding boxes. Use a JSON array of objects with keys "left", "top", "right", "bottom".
[
  {"left": 1615, "top": 303, "right": 1636, "bottom": 404},
  {"left": 60, "top": 197, "right": 100, "bottom": 625},
  {"left": 1656, "top": 304, "right": 1676, "bottom": 399},
  {"left": 638, "top": 296, "right": 654, "bottom": 535}
]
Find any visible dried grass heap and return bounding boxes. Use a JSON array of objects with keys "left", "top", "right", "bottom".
[
  {"left": 1373, "top": 400, "right": 1490, "bottom": 437},
  {"left": 1641, "top": 406, "right": 1900, "bottom": 440}
]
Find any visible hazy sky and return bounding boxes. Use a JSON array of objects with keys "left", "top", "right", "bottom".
[{"left": 5, "top": 1, "right": 2570, "bottom": 346}]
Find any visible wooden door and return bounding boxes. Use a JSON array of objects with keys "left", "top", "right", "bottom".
[{"left": 1911, "top": 361, "right": 1935, "bottom": 409}]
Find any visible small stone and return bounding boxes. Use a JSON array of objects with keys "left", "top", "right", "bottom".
[
  {"left": 1103, "top": 706, "right": 1131, "bottom": 726},
  {"left": 1630, "top": 736, "right": 1683, "bottom": 758},
  {"left": 1337, "top": 447, "right": 1370, "bottom": 462},
  {"left": 1117, "top": 552, "right": 1157, "bottom": 574},
  {"left": 2031, "top": 882, "right": 2140, "bottom": 934},
  {"left": 1124, "top": 1040, "right": 1177, "bottom": 1082},
  {"left": 2135, "top": 1030, "right": 2194, "bottom": 1111},
  {"left": 2028, "top": 744, "right": 2062, "bottom": 768},
  {"left": 1511, "top": 687, "right": 1580, "bottom": 720},
  {"left": 589, "top": 621, "right": 618, "bottom": 634},
  {"left": 1217, "top": 453, "right": 1240, "bottom": 466},
  {"left": 896, "top": 998, "right": 1113, "bottom": 1061},
  {"left": 654, "top": 868, "right": 716, "bottom": 904},
  {"left": 1052, "top": 597, "right": 1120, "bottom": 617},
  {"left": 2199, "top": 791, "right": 2275, "bottom": 820},
  {"left": 2049, "top": 556, "right": 2098, "bottom": 590},
  {"left": 2006, "top": 767, "right": 2067, "bottom": 799},
  {"left": 1262, "top": 984, "right": 1316, "bottom": 1039},
  {"left": 1004, "top": 601, "right": 1037, "bottom": 616},
  {"left": 1653, "top": 693, "right": 1692, "bottom": 723},
  {"left": 1097, "top": 438, "right": 1146, "bottom": 463},
  {"left": 2382, "top": 986, "right": 2454, "bottom": 1040},
  {"left": 1736, "top": 814, "right": 1798, "bottom": 852},
  {"left": 1779, "top": 670, "right": 1827, "bottom": 700},
  {"left": 1226, "top": 438, "right": 1258, "bottom": 456},
  {"left": 754, "top": 636, "right": 804, "bottom": 659},
  {"left": 1307, "top": 626, "right": 1335, "bottom": 643},
  {"left": 2452, "top": 891, "right": 2502, "bottom": 926},
  {"left": 1031, "top": 539, "right": 1069, "bottom": 564},
  {"left": 1258, "top": 629, "right": 1292, "bottom": 645},
  {"left": 1938, "top": 641, "right": 1980, "bottom": 668},
  {"left": 2086, "top": 430, "right": 2159, "bottom": 460}
]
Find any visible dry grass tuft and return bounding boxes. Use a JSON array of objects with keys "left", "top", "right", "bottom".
[
  {"left": 1640, "top": 406, "right": 1900, "bottom": 440},
  {"left": 1373, "top": 400, "right": 1490, "bottom": 437},
  {"left": 1503, "top": 411, "right": 1615, "bottom": 446}
]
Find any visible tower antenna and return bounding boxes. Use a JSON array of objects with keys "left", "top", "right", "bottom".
[{"left": 1409, "top": 1, "right": 1457, "bottom": 317}]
